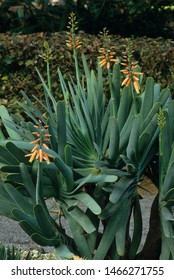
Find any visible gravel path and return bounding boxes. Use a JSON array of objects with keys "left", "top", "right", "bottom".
[{"left": 0, "top": 192, "right": 156, "bottom": 253}]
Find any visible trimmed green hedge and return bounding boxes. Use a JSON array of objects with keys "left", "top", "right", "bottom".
[{"left": 0, "top": 32, "right": 174, "bottom": 114}]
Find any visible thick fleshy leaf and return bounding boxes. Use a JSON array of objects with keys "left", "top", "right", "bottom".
[
  {"left": 67, "top": 206, "right": 96, "bottom": 234},
  {"left": 54, "top": 244, "right": 74, "bottom": 260},
  {"left": 127, "top": 114, "right": 143, "bottom": 164},
  {"left": 62, "top": 203, "right": 92, "bottom": 259},
  {"left": 31, "top": 232, "right": 60, "bottom": 247},
  {"left": 34, "top": 204, "right": 58, "bottom": 238},
  {"left": 128, "top": 195, "right": 142, "bottom": 259},
  {"left": 115, "top": 199, "right": 132, "bottom": 256},
  {"left": 140, "top": 77, "right": 154, "bottom": 118},
  {"left": 110, "top": 177, "right": 135, "bottom": 204},
  {"left": 93, "top": 209, "right": 122, "bottom": 260},
  {"left": 0, "top": 105, "right": 21, "bottom": 140},
  {"left": 12, "top": 208, "right": 41, "bottom": 233},
  {"left": 117, "top": 87, "right": 132, "bottom": 131},
  {"left": 5, "top": 183, "right": 33, "bottom": 216},
  {"left": 72, "top": 192, "right": 101, "bottom": 215},
  {"left": 74, "top": 174, "right": 118, "bottom": 192},
  {"left": 20, "top": 163, "right": 36, "bottom": 199},
  {"left": 108, "top": 117, "right": 119, "bottom": 162},
  {"left": 57, "top": 101, "right": 66, "bottom": 160},
  {"left": 163, "top": 163, "right": 174, "bottom": 194}
]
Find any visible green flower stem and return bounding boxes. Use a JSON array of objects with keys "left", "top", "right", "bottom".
[
  {"left": 108, "top": 68, "right": 116, "bottom": 117},
  {"left": 36, "top": 162, "right": 43, "bottom": 205},
  {"left": 47, "top": 60, "right": 52, "bottom": 92},
  {"left": 73, "top": 48, "right": 80, "bottom": 87}
]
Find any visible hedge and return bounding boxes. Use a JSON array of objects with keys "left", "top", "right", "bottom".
[{"left": 0, "top": 32, "right": 173, "bottom": 114}]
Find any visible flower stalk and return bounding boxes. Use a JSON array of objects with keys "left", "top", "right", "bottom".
[
  {"left": 98, "top": 28, "right": 119, "bottom": 117},
  {"left": 121, "top": 41, "right": 143, "bottom": 114},
  {"left": 39, "top": 41, "right": 53, "bottom": 92},
  {"left": 36, "top": 161, "right": 43, "bottom": 204},
  {"left": 98, "top": 28, "right": 118, "bottom": 70},
  {"left": 157, "top": 107, "right": 166, "bottom": 198},
  {"left": 66, "top": 12, "right": 81, "bottom": 86},
  {"left": 25, "top": 121, "right": 53, "bottom": 164}
]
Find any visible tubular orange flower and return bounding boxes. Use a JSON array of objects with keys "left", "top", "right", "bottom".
[
  {"left": 98, "top": 48, "right": 118, "bottom": 69},
  {"left": 25, "top": 121, "right": 54, "bottom": 164},
  {"left": 31, "top": 144, "right": 39, "bottom": 152},
  {"left": 121, "top": 42, "right": 143, "bottom": 94},
  {"left": 42, "top": 143, "right": 49, "bottom": 149},
  {"left": 30, "top": 138, "right": 41, "bottom": 144},
  {"left": 98, "top": 28, "right": 118, "bottom": 69},
  {"left": 66, "top": 36, "right": 81, "bottom": 50},
  {"left": 39, "top": 149, "right": 43, "bottom": 162},
  {"left": 25, "top": 149, "right": 54, "bottom": 164},
  {"left": 42, "top": 151, "right": 53, "bottom": 164},
  {"left": 27, "top": 150, "right": 37, "bottom": 163},
  {"left": 121, "top": 76, "right": 131, "bottom": 87}
]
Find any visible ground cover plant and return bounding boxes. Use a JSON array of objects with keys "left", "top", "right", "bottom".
[
  {"left": 0, "top": 243, "right": 22, "bottom": 259},
  {"left": 0, "top": 12, "right": 174, "bottom": 259}
]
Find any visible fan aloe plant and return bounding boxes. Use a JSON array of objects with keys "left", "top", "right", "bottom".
[{"left": 0, "top": 13, "right": 173, "bottom": 259}]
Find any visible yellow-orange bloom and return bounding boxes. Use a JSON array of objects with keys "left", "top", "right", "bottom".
[
  {"left": 98, "top": 48, "right": 118, "bottom": 69},
  {"left": 66, "top": 36, "right": 81, "bottom": 50},
  {"left": 121, "top": 68, "right": 142, "bottom": 93},
  {"left": 98, "top": 28, "right": 118, "bottom": 69},
  {"left": 25, "top": 149, "right": 53, "bottom": 164},
  {"left": 25, "top": 122, "right": 53, "bottom": 164},
  {"left": 120, "top": 45, "right": 142, "bottom": 94}
]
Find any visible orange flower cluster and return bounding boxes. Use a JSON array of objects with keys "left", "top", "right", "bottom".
[
  {"left": 98, "top": 28, "right": 118, "bottom": 69},
  {"left": 66, "top": 35, "right": 81, "bottom": 50},
  {"left": 66, "top": 12, "right": 81, "bottom": 50},
  {"left": 98, "top": 48, "right": 118, "bottom": 69},
  {"left": 25, "top": 122, "right": 53, "bottom": 164},
  {"left": 121, "top": 44, "right": 142, "bottom": 93}
]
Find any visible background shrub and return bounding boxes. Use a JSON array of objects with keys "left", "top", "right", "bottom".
[
  {"left": 0, "top": 0, "right": 173, "bottom": 38},
  {"left": 0, "top": 32, "right": 173, "bottom": 115}
]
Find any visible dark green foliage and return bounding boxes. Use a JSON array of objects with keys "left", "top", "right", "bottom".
[
  {"left": 0, "top": 33, "right": 173, "bottom": 116},
  {"left": 76, "top": 0, "right": 174, "bottom": 38},
  {"left": 0, "top": 0, "right": 173, "bottom": 37},
  {"left": 0, "top": 243, "right": 22, "bottom": 260},
  {"left": 0, "top": 0, "right": 74, "bottom": 34}
]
